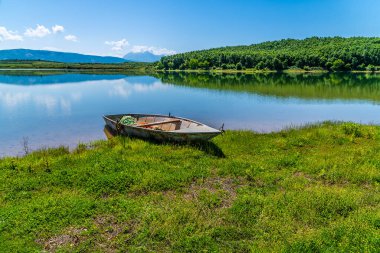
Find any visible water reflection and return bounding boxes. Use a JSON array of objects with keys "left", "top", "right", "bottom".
[
  {"left": 0, "top": 84, "right": 82, "bottom": 114},
  {"left": 1, "top": 72, "right": 380, "bottom": 157},
  {"left": 0, "top": 71, "right": 127, "bottom": 85},
  {"left": 156, "top": 72, "right": 380, "bottom": 102},
  {"left": 103, "top": 125, "right": 116, "bottom": 139}
]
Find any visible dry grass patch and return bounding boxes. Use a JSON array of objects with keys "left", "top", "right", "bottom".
[
  {"left": 37, "top": 227, "right": 87, "bottom": 252},
  {"left": 184, "top": 176, "right": 247, "bottom": 208}
]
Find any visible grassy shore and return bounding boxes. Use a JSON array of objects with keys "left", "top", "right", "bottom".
[
  {"left": 1, "top": 60, "right": 379, "bottom": 74},
  {"left": 0, "top": 60, "right": 155, "bottom": 73},
  {"left": 1, "top": 122, "right": 380, "bottom": 252}
]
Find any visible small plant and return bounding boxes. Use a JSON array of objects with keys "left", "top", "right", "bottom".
[
  {"left": 22, "top": 136, "right": 30, "bottom": 155},
  {"left": 40, "top": 148, "right": 51, "bottom": 173},
  {"left": 342, "top": 122, "right": 363, "bottom": 137},
  {"left": 366, "top": 64, "right": 376, "bottom": 72},
  {"left": 74, "top": 143, "right": 88, "bottom": 154},
  {"left": 121, "top": 136, "right": 128, "bottom": 149},
  {"left": 9, "top": 160, "right": 17, "bottom": 170},
  {"left": 340, "top": 122, "right": 377, "bottom": 139}
]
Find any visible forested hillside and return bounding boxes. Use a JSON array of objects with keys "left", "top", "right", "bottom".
[{"left": 158, "top": 37, "right": 380, "bottom": 71}]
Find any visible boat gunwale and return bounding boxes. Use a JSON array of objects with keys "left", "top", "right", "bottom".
[{"left": 103, "top": 113, "right": 221, "bottom": 134}]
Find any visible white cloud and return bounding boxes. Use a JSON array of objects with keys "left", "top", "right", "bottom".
[
  {"left": 65, "top": 34, "right": 78, "bottom": 42},
  {"left": 24, "top": 25, "right": 51, "bottom": 38},
  {"left": 109, "top": 81, "right": 167, "bottom": 98},
  {"left": 130, "top": 45, "right": 176, "bottom": 55},
  {"left": 0, "top": 26, "right": 23, "bottom": 41},
  {"left": 105, "top": 38, "right": 129, "bottom": 51},
  {"left": 52, "top": 25, "right": 64, "bottom": 34},
  {"left": 104, "top": 38, "right": 176, "bottom": 56}
]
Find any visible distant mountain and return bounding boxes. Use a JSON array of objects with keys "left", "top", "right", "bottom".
[
  {"left": 123, "top": 51, "right": 163, "bottom": 62},
  {"left": 0, "top": 49, "right": 128, "bottom": 64}
]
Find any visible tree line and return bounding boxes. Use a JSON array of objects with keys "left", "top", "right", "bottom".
[{"left": 157, "top": 37, "right": 380, "bottom": 71}]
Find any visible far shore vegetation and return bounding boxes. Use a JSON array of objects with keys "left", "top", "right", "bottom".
[
  {"left": 1, "top": 122, "right": 379, "bottom": 252},
  {"left": 2, "top": 37, "right": 380, "bottom": 74},
  {"left": 1, "top": 59, "right": 379, "bottom": 74},
  {"left": 0, "top": 60, "right": 155, "bottom": 73}
]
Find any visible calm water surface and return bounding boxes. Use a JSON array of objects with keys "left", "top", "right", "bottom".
[{"left": 1, "top": 71, "right": 380, "bottom": 156}]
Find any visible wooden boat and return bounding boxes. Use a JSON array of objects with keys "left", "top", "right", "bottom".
[{"left": 103, "top": 113, "right": 222, "bottom": 142}]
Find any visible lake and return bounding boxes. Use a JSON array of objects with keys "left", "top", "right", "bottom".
[{"left": 1, "top": 71, "right": 380, "bottom": 157}]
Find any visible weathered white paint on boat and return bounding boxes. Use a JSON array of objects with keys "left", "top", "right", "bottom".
[{"left": 103, "top": 113, "right": 222, "bottom": 142}]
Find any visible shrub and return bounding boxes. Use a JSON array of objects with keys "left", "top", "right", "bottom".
[
  {"left": 332, "top": 59, "right": 345, "bottom": 71},
  {"left": 366, "top": 64, "right": 376, "bottom": 72}
]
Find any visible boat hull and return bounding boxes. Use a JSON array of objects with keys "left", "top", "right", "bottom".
[{"left": 103, "top": 114, "right": 221, "bottom": 142}]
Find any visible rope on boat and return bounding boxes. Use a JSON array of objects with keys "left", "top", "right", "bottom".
[
  {"left": 219, "top": 123, "right": 225, "bottom": 134},
  {"left": 115, "top": 120, "right": 122, "bottom": 135},
  {"left": 120, "top": 116, "right": 137, "bottom": 125}
]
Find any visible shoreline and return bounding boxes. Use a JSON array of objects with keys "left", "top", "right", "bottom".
[
  {"left": 0, "top": 121, "right": 378, "bottom": 159},
  {"left": 156, "top": 69, "right": 380, "bottom": 74},
  {"left": 0, "top": 67, "right": 380, "bottom": 74}
]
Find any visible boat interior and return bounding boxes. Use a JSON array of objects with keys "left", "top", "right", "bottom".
[{"left": 108, "top": 114, "right": 209, "bottom": 132}]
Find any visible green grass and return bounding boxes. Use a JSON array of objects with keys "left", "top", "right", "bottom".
[{"left": 1, "top": 122, "right": 379, "bottom": 252}]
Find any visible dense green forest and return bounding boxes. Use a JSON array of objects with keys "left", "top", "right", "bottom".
[{"left": 157, "top": 37, "right": 380, "bottom": 71}]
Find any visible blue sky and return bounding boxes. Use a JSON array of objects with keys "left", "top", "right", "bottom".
[{"left": 0, "top": 0, "right": 379, "bottom": 57}]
